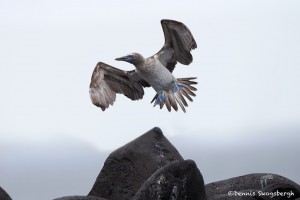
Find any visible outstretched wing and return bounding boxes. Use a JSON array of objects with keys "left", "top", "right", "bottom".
[
  {"left": 89, "top": 62, "right": 146, "bottom": 111},
  {"left": 156, "top": 19, "right": 197, "bottom": 72}
]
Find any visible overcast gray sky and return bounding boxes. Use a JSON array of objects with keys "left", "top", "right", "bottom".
[{"left": 1, "top": 0, "right": 300, "bottom": 199}]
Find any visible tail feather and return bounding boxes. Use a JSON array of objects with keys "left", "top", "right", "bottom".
[
  {"left": 175, "top": 92, "right": 186, "bottom": 112},
  {"left": 177, "top": 78, "right": 198, "bottom": 86},
  {"left": 177, "top": 77, "right": 197, "bottom": 81},
  {"left": 182, "top": 87, "right": 196, "bottom": 97},
  {"left": 165, "top": 96, "right": 172, "bottom": 111},
  {"left": 181, "top": 88, "right": 193, "bottom": 102},
  {"left": 167, "top": 91, "right": 178, "bottom": 111},
  {"left": 181, "top": 83, "right": 197, "bottom": 91},
  {"left": 176, "top": 92, "right": 188, "bottom": 106},
  {"left": 151, "top": 77, "right": 197, "bottom": 112}
]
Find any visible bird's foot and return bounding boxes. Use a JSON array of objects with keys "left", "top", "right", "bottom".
[
  {"left": 172, "top": 81, "right": 184, "bottom": 93},
  {"left": 154, "top": 91, "right": 166, "bottom": 106}
]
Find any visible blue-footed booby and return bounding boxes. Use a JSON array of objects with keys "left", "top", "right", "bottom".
[{"left": 89, "top": 19, "right": 197, "bottom": 112}]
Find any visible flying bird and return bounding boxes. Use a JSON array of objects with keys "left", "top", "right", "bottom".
[{"left": 89, "top": 19, "right": 197, "bottom": 112}]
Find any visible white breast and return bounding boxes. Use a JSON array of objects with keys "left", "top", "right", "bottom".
[{"left": 136, "top": 58, "right": 175, "bottom": 92}]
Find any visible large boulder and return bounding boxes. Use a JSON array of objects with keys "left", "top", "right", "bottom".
[
  {"left": 206, "top": 173, "right": 300, "bottom": 200},
  {"left": 88, "top": 127, "right": 184, "bottom": 200},
  {"left": 0, "top": 186, "right": 12, "bottom": 200},
  {"left": 133, "top": 160, "right": 207, "bottom": 200}
]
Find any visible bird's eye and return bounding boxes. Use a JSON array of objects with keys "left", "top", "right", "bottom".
[{"left": 127, "top": 55, "right": 134, "bottom": 61}]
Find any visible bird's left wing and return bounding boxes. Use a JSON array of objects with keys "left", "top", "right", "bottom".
[
  {"left": 89, "top": 62, "right": 145, "bottom": 111},
  {"left": 155, "top": 19, "right": 197, "bottom": 72}
]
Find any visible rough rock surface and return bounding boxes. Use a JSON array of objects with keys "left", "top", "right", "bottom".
[
  {"left": 88, "top": 127, "right": 184, "bottom": 200},
  {"left": 0, "top": 186, "right": 12, "bottom": 200},
  {"left": 206, "top": 173, "right": 300, "bottom": 200},
  {"left": 133, "top": 160, "right": 207, "bottom": 200},
  {"left": 54, "top": 196, "right": 107, "bottom": 200}
]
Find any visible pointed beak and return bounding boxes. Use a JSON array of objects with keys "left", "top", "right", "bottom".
[{"left": 115, "top": 56, "right": 127, "bottom": 61}]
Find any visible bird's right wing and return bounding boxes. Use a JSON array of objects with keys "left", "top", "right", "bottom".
[{"left": 89, "top": 62, "right": 145, "bottom": 111}]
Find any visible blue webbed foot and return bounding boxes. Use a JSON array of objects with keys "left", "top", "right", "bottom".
[
  {"left": 154, "top": 91, "right": 166, "bottom": 106},
  {"left": 173, "top": 81, "right": 184, "bottom": 93}
]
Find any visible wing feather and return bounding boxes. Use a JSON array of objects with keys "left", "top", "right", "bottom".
[
  {"left": 89, "top": 62, "right": 145, "bottom": 111},
  {"left": 155, "top": 19, "right": 197, "bottom": 72}
]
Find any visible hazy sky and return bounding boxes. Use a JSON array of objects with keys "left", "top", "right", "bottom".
[{"left": 1, "top": 0, "right": 300, "bottom": 199}]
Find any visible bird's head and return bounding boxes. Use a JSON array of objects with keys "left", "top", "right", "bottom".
[{"left": 115, "top": 53, "right": 144, "bottom": 66}]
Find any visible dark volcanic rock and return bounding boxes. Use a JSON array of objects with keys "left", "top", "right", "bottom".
[
  {"left": 54, "top": 196, "right": 107, "bottom": 200},
  {"left": 206, "top": 173, "right": 300, "bottom": 200},
  {"left": 133, "top": 159, "right": 207, "bottom": 200},
  {"left": 53, "top": 127, "right": 300, "bottom": 200},
  {"left": 0, "top": 186, "right": 12, "bottom": 200},
  {"left": 88, "top": 127, "right": 184, "bottom": 200}
]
